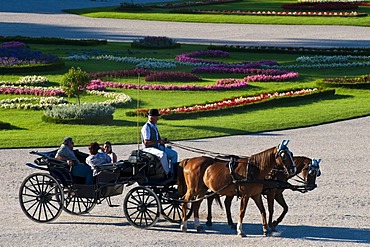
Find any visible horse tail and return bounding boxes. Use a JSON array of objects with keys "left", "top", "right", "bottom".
[
  {"left": 177, "top": 158, "right": 190, "bottom": 197},
  {"left": 214, "top": 194, "right": 223, "bottom": 210}
]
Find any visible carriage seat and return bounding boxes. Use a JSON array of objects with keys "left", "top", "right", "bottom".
[{"left": 128, "top": 150, "right": 167, "bottom": 179}]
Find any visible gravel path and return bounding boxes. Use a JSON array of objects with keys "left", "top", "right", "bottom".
[
  {"left": 1, "top": 116, "right": 369, "bottom": 246},
  {"left": 0, "top": 0, "right": 369, "bottom": 47}
]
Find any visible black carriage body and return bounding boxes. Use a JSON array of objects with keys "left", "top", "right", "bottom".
[{"left": 19, "top": 148, "right": 187, "bottom": 226}]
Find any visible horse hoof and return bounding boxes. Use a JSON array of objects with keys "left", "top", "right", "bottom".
[
  {"left": 237, "top": 232, "right": 246, "bottom": 238},
  {"left": 230, "top": 224, "right": 237, "bottom": 230},
  {"left": 263, "top": 230, "right": 270, "bottom": 237},
  {"left": 206, "top": 222, "right": 212, "bottom": 228},
  {"left": 180, "top": 225, "right": 187, "bottom": 233},
  {"left": 271, "top": 231, "right": 282, "bottom": 237},
  {"left": 196, "top": 226, "right": 205, "bottom": 233}
]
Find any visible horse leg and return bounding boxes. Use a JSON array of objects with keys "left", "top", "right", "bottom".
[
  {"left": 237, "top": 196, "right": 249, "bottom": 237},
  {"left": 266, "top": 192, "right": 276, "bottom": 232},
  {"left": 206, "top": 195, "right": 214, "bottom": 228},
  {"left": 224, "top": 196, "right": 236, "bottom": 230},
  {"left": 180, "top": 197, "right": 190, "bottom": 232},
  {"left": 272, "top": 193, "right": 288, "bottom": 229},
  {"left": 193, "top": 199, "right": 206, "bottom": 233},
  {"left": 252, "top": 194, "right": 269, "bottom": 236}
]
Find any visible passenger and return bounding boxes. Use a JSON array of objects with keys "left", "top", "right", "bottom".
[
  {"left": 141, "top": 109, "right": 178, "bottom": 176},
  {"left": 55, "top": 137, "right": 93, "bottom": 185},
  {"left": 103, "top": 141, "right": 118, "bottom": 163},
  {"left": 86, "top": 142, "right": 111, "bottom": 176}
]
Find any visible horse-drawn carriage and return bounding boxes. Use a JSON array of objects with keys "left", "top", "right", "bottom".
[{"left": 19, "top": 149, "right": 190, "bottom": 228}]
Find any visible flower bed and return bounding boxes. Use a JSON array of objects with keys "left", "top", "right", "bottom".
[
  {"left": 317, "top": 74, "right": 370, "bottom": 88},
  {"left": 208, "top": 45, "right": 370, "bottom": 55},
  {"left": 89, "top": 68, "right": 151, "bottom": 80},
  {"left": 0, "top": 76, "right": 49, "bottom": 86},
  {"left": 172, "top": 8, "right": 367, "bottom": 17},
  {"left": 281, "top": 2, "right": 359, "bottom": 10},
  {"left": 127, "top": 88, "right": 335, "bottom": 118},
  {"left": 145, "top": 71, "right": 202, "bottom": 82},
  {"left": 0, "top": 85, "right": 65, "bottom": 96},
  {"left": 151, "top": 0, "right": 241, "bottom": 8},
  {"left": 0, "top": 97, "right": 68, "bottom": 110},
  {"left": 89, "top": 79, "right": 248, "bottom": 91}
]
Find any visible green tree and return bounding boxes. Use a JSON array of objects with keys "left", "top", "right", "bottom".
[{"left": 60, "top": 67, "right": 90, "bottom": 105}]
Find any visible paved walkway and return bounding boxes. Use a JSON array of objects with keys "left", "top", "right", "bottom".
[{"left": 1, "top": 0, "right": 369, "bottom": 47}]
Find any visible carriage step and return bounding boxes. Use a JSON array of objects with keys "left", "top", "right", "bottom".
[{"left": 108, "top": 204, "right": 120, "bottom": 207}]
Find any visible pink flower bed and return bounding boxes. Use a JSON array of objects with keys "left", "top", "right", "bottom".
[
  {"left": 176, "top": 50, "right": 229, "bottom": 64},
  {"left": 145, "top": 71, "right": 202, "bottom": 82},
  {"left": 89, "top": 79, "right": 248, "bottom": 91},
  {"left": 152, "top": 0, "right": 240, "bottom": 8},
  {"left": 0, "top": 86, "right": 65, "bottom": 96},
  {"left": 89, "top": 68, "right": 151, "bottom": 79},
  {"left": 137, "top": 88, "right": 318, "bottom": 115}
]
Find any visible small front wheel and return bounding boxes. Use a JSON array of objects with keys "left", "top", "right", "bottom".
[
  {"left": 19, "top": 173, "right": 64, "bottom": 223},
  {"left": 123, "top": 186, "right": 160, "bottom": 229}
]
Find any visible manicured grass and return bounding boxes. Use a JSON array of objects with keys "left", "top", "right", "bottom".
[
  {"left": 64, "top": 0, "right": 370, "bottom": 26},
  {"left": 1, "top": 42, "right": 369, "bottom": 149}
]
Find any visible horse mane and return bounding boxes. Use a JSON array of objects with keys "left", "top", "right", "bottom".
[
  {"left": 293, "top": 156, "right": 311, "bottom": 174},
  {"left": 249, "top": 146, "right": 277, "bottom": 178}
]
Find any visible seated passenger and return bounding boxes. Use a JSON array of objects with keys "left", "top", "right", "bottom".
[
  {"left": 86, "top": 142, "right": 111, "bottom": 176},
  {"left": 102, "top": 141, "right": 118, "bottom": 163},
  {"left": 55, "top": 137, "right": 93, "bottom": 185},
  {"left": 141, "top": 109, "right": 178, "bottom": 176}
]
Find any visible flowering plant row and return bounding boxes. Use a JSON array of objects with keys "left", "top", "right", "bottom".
[
  {"left": 0, "top": 85, "right": 65, "bottom": 96},
  {"left": 0, "top": 46, "right": 60, "bottom": 67},
  {"left": 89, "top": 68, "right": 151, "bottom": 79},
  {"left": 296, "top": 55, "right": 370, "bottom": 63},
  {"left": 134, "top": 88, "right": 319, "bottom": 116},
  {"left": 89, "top": 79, "right": 248, "bottom": 91},
  {"left": 86, "top": 90, "right": 132, "bottom": 107},
  {"left": 323, "top": 74, "right": 370, "bottom": 84},
  {"left": 152, "top": 0, "right": 240, "bottom": 8},
  {"left": 281, "top": 2, "right": 359, "bottom": 11},
  {"left": 0, "top": 96, "right": 68, "bottom": 110},
  {"left": 145, "top": 71, "right": 202, "bottom": 82},
  {"left": 0, "top": 75, "right": 49, "bottom": 86},
  {"left": 298, "top": 0, "right": 363, "bottom": 2},
  {"left": 172, "top": 8, "right": 366, "bottom": 17},
  {"left": 175, "top": 50, "right": 229, "bottom": 64},
  {"left": 0, "top": 41, "right": 27, "bottom": 49},
  {"left": 209, "top": 45, "right": 370, "bottom": 55}
]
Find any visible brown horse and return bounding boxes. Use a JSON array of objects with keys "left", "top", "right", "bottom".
[
  {"left": 205, "top": 156, "right": 321, "bottom": 233},
  {"left": 178, "top": 140, "right": 296, "bottom": 237}
]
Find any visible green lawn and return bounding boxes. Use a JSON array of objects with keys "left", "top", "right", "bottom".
[
  {"left": 64, "top": 0, "right": 370, "bottom": 26},
  {"left": 1, "top": 41, "right": 369, "bottom": 149}
]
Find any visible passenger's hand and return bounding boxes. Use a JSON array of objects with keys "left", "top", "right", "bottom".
[{"left": 67, "top": 160, "right": 73, "bottom": 166}]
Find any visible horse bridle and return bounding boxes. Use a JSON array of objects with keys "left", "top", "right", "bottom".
[{"left": 275, "top": 140, "right": 296, "bottom": 176}]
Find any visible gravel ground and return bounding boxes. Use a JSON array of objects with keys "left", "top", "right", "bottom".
[
  {"left": 0, "top": 0, "right": 369, "bottom": 47},
  {"left": 1, "top": 116, "right": 369, "bottom": 246}
]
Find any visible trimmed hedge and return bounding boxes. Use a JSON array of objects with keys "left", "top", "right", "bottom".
[
  {"left": 0, "top": 61, "right": 65, "bottom": 74},
  {"left": 42, "top": 115, "right": 114, "bottom": 124},
  {"left": 317, "top": 75, "right": 370, "bottom": 89},
  {"left": 131, "top": 36, "right": 180, "bottom": 49},
  {"left": 0, "top": 36, "right": 107, "bottom": 46}
]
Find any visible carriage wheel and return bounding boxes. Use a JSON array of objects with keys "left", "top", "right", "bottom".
[
  {"left": 19, "top": 173, "right": 63, "bottom": 223},
  {"left": 123, "top": 186, "right": 160, "bottom": 229},
  {"left": 62, "top": 187, "right": 96, "bottom": 215},
  {"left": 161, "top": 185, "right": 193, "bottom": 223}
]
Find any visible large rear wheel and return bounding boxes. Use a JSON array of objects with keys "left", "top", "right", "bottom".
[
  {"left": 19, "top": 173, "right": 63, "bottom": 223},
  {"left": 123, "top": 186, "right": 160, "bottom": 229}
]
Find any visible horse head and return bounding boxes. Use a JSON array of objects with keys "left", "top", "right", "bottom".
[
  {"left": 303, "top": 158, "right": 321, "bottom": 190},
  {"left": 275, "top": 140, "right": 296, "bottom": 177}
]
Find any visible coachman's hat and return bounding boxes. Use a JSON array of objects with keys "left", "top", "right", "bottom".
[{"left": 148, "top": 109, "right": 161, "bottom": 116}]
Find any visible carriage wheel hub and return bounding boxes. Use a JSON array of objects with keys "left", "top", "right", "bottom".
[{"left": 138, "top": 203, "right": 147, "bottom": 212}]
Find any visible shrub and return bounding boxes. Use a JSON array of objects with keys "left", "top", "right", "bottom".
[
  {"left": 131, "top": 36, "right": 180, "bottom": 49},
  {"left": 43, "top": 103, "right": 115, "bottom": 124},
  {"left": 0, "top": 36, "right": 106, "bottom": 46},
  {"left": 60, "top": 67, "right": 90, "bottom": 105},
  {"left": 116, "top": 2, "right": 152, "bottom": 11},
  {"left": 145, "top": 71, "right": 202, "bottom": 82}
]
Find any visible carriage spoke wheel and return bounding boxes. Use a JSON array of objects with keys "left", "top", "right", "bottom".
[
  {"left": 161, "top": 185, "right": 193, "bottom": 224},
  {"left": 19, "top": 173, "right": 63, "bottom": 223},
  {"left": 62, "top": 187, "right": 96, "bottom": 215},
  {"left": 123, "top": 186, "right": 160, "bottom": 229}
]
